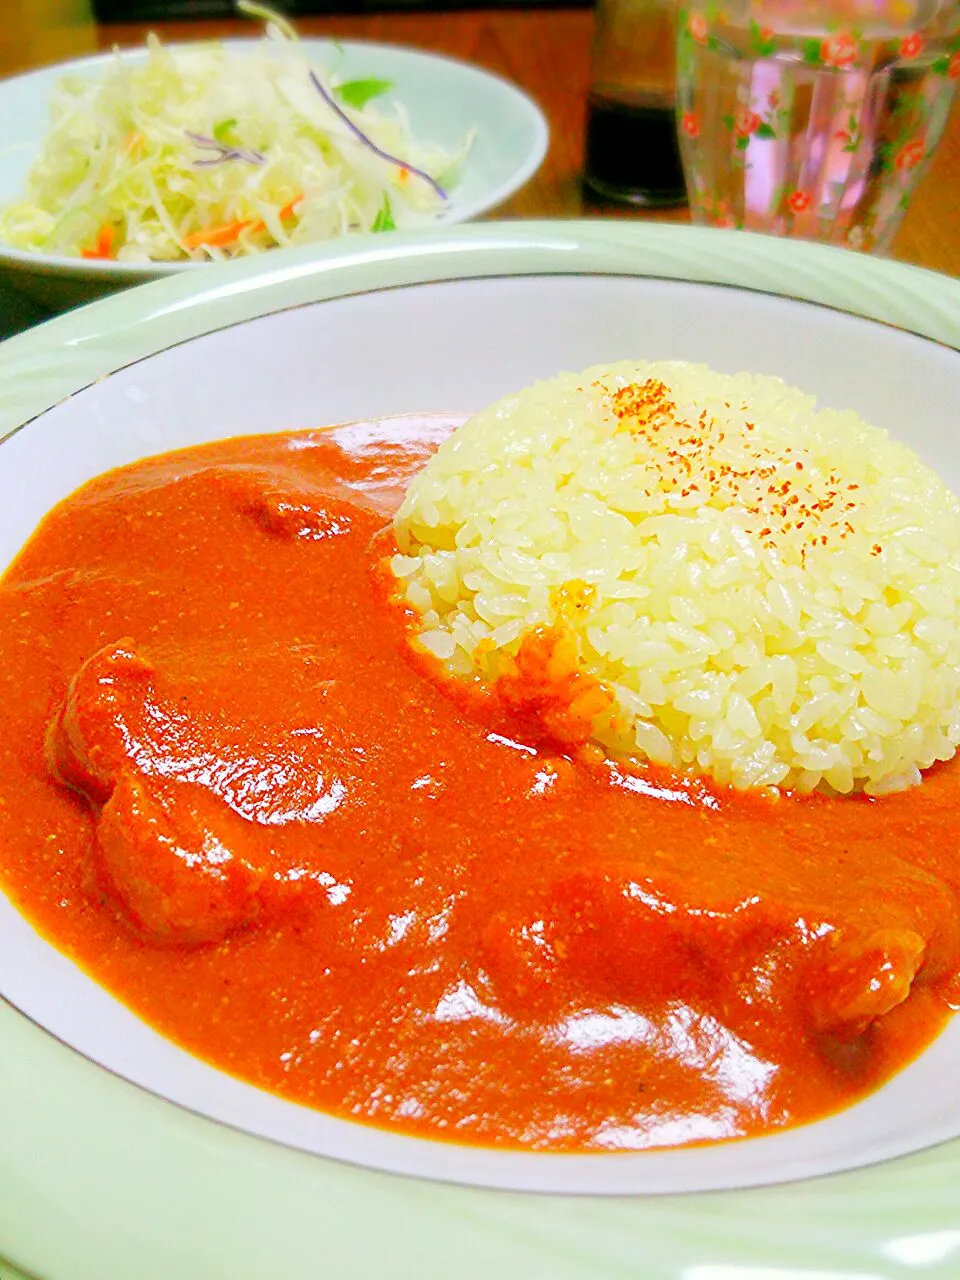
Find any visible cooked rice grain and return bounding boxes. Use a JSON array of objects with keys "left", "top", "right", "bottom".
[{"left": 393, "top": 361, "right": 960, "bottom": 794}]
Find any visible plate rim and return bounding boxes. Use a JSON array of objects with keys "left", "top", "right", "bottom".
[
  {"left": 0, "top": 37, "right": 549, "bottom": 281},
  {"left": 1, "top": 220, "right": 958, "bottom": 446},
  {"left": 2, "top": 220, "right": 960, "bottom": 1280}
]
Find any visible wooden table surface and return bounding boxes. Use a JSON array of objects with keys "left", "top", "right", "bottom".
[{"left": 2, "top": 3, "right": 959, "bottom": 278}]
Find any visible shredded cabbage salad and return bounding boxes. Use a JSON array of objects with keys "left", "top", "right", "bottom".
[{"left": 0, "top": 3, "right": 473, "bottom": 263}]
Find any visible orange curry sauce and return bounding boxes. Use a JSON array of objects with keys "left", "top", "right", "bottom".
[{"left": 1, "top": 415, "right": 959, "bottom": 1152}]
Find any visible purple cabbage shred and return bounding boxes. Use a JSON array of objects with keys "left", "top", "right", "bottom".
[
  {"left": 185, "top": 130, "right": 266, "bottom": 167},
  {"left": 308, "top": 72, "right": 447, "bottom": 202}
]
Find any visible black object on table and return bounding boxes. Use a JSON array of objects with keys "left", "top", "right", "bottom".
[
  {"left": 94, "top": 0, "right": 590, "bottom": 16},
  {"left": 583, "top": 94, "right": 686, "bottom": 207}
]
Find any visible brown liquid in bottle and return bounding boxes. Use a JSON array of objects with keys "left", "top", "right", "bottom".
[
  {"left": 584, "top": 93, "right": 686, "bottom": 206},
  {"left": 584, "top": 0, "right": 686, "bottom": 207}
]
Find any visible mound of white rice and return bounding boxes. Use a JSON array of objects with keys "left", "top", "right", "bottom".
[{"left": 392, "top": 361, "right": 960, "bottom": 794}]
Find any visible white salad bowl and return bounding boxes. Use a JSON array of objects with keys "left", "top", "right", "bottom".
[{"left": 0, "top": 38, "right": 548, "bottom": 312}]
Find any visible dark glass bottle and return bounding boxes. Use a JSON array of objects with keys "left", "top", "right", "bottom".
[{"left": 583, "top": 0, "right": 686, "bottom": 207}]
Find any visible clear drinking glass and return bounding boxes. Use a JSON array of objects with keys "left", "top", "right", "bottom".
[
  {"left": 675, "top": 0, "right": 960, "bottom": 250},
  {"left": 584, "top": 0, "right": 687, "bottom": 205}
]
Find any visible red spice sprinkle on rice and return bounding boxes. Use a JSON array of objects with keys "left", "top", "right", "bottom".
[{"left": 607, "top": 377, "right": 861, "bottom": 556}]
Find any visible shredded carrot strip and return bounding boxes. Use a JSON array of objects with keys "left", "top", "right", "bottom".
[
  {"left": 181, "top": 220, "right": 253, "bottom": 250},
  {"left": 182, "top": 198, "right": 303, "bottom": 252},
  {"left": 81, "top": 224, "right": 116, "bottom": 260},
  {"left": 278, "top": 195, "right": 304, "bottom": 220},
  {"left": 245, "top": 196, "right": 305, "bottom": 239}
]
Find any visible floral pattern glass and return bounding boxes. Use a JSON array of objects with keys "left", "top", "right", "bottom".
[{"left": 676, "top": 1, "right": 960, "bottom": 252}]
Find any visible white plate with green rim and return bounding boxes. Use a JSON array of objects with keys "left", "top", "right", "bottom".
[
  {"left": 0, "top": 38, "right": 548, "bottom": 312},
  {"left": 1, "top": 221, "right": 960, "bottom": 1280}
]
